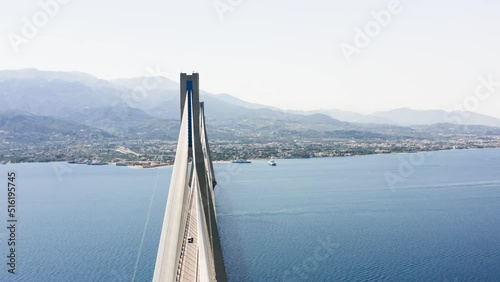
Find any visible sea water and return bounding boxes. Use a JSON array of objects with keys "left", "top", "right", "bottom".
[{"left": 0, "top": 148, "right": 499, "bottom": 281}]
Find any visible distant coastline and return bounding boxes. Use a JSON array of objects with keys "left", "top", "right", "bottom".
[{"left": 2, "top": 146, "right": 499, "bottom": 167}]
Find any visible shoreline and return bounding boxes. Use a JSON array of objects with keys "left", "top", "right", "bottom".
[
  {"left": 2, "top": 147, "right": 499, "bottom": 167},
  {"left": 127, "top": 164, "right": 173, "bottom": 169}
]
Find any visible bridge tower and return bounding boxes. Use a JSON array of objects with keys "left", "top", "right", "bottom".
[{"left": 153, "top": 73, "right": 227, "bottom": 282}]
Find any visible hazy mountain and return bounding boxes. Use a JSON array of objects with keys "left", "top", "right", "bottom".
[
  {"left": 110, "top": 76, "right": 179, "bottom": 91},
  {"left": 0, "top": 69, "right": 346, "bottom": 138},
  {"left": 0, "top": 69, "right": 125, "bottom": 117},
  {"left": 109, "top": 76, "right": 179, "bottom": 117},
  {"left": 0, "top": 68, "right": 110, "bottom": 88},
  {"left": 0, "top": 111, "right": 111, "bottom": 141},
  {"left": 214, "top": 93, "right": 278, "bottom": 110},
  {"left": 369, "top": 108, "right": 500, "bottom": 127},
  {"left": 295, "top": 107, "right": 500, "bottom": 128},
  {"left": 310, "top": 109, "right": 368, "bottom": 122},
  {"left": 290, "top": 109, "right": 392, "bottom": 124},
  {"left": 411, "top": 123, "right": 500, "bottom": 136},
  {"left": 1, "top": 69, "right": 499, "bottom": 136},
  {"left": 85, "top": 72, "right": 345, "bottom": 124},
  {"left": 62, "top": 106, "right": 159, "bottom": 134},
  {"left": 1, "top": 68, "right": 352, "bottom": 140}
]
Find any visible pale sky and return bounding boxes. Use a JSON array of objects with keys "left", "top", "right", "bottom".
[{"left": 1, "top": 0, "right": 500, "bottom": 118}]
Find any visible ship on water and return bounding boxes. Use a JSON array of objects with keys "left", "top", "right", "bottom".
[
  {"left": 231, "top": 159, "right": 251, "bottom": 164},
  {"left": 68, "top": 159, "right": 90, "bottom": 165},
  {"left": 268, "top": 159, "right": 277, "bottom": 166},
  {"left": 88, "top": 160, "right": 108, "bottom": 165}
]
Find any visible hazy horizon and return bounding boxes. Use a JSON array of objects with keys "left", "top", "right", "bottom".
[
  {"left": 3, "top": 67, "right": 500, "bottom": 120},
  {"left": 2, "top": 1, "right": 500, "bottom": 117}
]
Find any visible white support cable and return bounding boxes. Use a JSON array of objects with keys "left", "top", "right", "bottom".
[
  {"left": 199, "top": 109, "right": 216, "bottom": 270},
  {"left": 191, "top": 95, "right": 217, "bottom": 281},
  {"left": 153, "top": 95, "right": 191, "bottom": 282}
]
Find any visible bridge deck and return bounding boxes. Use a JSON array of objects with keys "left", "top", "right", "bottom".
[{"left": 178, "top": 187, "right": 200, "bottom": 281}]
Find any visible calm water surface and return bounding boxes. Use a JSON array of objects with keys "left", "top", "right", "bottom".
[{"left": 0, "top": 148, "right": 499, "bottom": 281}]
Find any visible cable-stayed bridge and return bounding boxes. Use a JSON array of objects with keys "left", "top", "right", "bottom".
[{"left": 153, "top": 73, "right": 226, "bottom": 282}]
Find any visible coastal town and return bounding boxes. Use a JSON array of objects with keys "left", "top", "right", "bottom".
[{"left": 1, "top": 132, "right": 499, "bottom": 167}]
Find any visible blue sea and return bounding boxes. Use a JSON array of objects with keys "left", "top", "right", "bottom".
[{"left": 1, "top": 148, "right": 499, "bottom": 281}]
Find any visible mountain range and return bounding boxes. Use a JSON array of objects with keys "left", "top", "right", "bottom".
[{"left": 1, "top": 68, "right": 500, "bottom": 141}]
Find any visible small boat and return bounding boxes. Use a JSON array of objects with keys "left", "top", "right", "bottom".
[
  {"left": 268, "top": 159, "right": 277, "bottom": 166},
  {"left": 88, "top": 161, "right": 108, "bottom": 165},
  {"left": 231, "top": 159, "right": 251, "bottom": 164}
]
